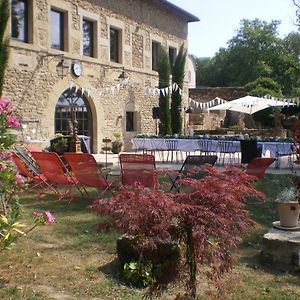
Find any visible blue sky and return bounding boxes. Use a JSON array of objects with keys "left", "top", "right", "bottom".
[{"left": 169, "top": 0, "right": 298, "bottom": 57}]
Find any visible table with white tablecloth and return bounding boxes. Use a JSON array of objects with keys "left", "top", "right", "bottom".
[{"left": 131, "top": 137, "right": 294, "bottom": 157}]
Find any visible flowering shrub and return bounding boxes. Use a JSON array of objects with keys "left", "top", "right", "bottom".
[
  {"left": 91, "top": 165, "right": 264, "bottom": 298},
  {"left": 0, "top": 210, "right": 55, "bottom": 251},
  {"left": 0, "top": 97, "right": 22, "bottom": 215},
  {"left": 0, "top": 96, "right": 55, "bottom": 252}
]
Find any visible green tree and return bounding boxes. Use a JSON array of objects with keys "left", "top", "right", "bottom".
[
  {"left": 245, "top": 77, "right": 282, "bottom": 97},
  {"left": 194, "top": 56, "right": 214, "bottom": 87},
  {"left": 158, "top": 47, "right": 171, "bottom": 135},
  {"left": 0, "top": 0, "right": 10, "bottom": 97},
  {"left": 171, "top": 44, "right": 187, "bottom": 134},
  {"left": 196, "top": 19, "right": 300, "bottom": 96},
  {"left": 285, "top": 32, "right": 300, "bottom": 60},
  {"left": 293, "top": 0, "right": 300, "bottom": 26}
]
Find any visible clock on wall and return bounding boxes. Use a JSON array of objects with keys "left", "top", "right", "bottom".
[{"left": 72, "top": 60, "right": 82, "bottom": 77}]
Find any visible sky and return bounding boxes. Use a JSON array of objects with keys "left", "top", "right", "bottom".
[{"left": 168, "top": 0, "right": 299, "bottom": 58}]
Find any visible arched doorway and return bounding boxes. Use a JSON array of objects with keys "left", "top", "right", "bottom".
[{"left": 55, "top": 88, "right": 93, "bottom": 152}]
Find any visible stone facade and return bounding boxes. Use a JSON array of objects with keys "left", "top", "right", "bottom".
[{"left": 4, "top": 0, "right": 198, "bottom": 152}]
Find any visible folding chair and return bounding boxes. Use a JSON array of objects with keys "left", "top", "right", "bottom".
[
  {"left": 165, "top": 139, "right": 183, "bottom": 163},
  {"left": 64, "top": 153, "right": 113, "bottom": 197},
  {"left": 218, "top": 140, "right": 238, "bottom": 165},
  {"left": 197, "top": 139, "right": 214, "bottom": 156},
  {"left": 25, "top": 144, "right": 43, "bottom": 152},
  {"left": 12, "top": 152, "right": 56, "bottom": 194},
  {"left": 31, "top": 151, "right": 85, "bottom": 200},
  {"left": 119, "top": 154, "right": 158, "bottom": 189},
  {"left": 245, "top": 157, "right": 276, "bottom": 180},
  {"left": 133, "top": 137, "right": 147, "bottom": 154},
  {"left": 15, "top": 145, "right": 41, "bottom": 173},
  {"left": 170, "top": 155, "right": 218, "bottom": 192}
]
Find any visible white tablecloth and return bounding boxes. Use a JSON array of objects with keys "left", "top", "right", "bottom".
[{"left": 132, "top": 138, "right": 294, "bottom": 157}]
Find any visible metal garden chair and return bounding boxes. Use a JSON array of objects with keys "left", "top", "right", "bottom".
[
  {"left": 12, "top": 152, "right": 56, "bottom": 194},
  {"left": 119, "top": 153, "right": 158, "bottom": 189},
  {"left": 170, "top": 155, "right": 218, "bottom": 192},
  {"left": 245, "top": 157, "right": 276, "bottom": 180},
  {"left": 64, "top": 153, "right": 113, "bottom": 197},
  {"left": 31, "top": 151, "right": 86, "bottom": 200},
  {"left": 217, "top": 140, "right": 238, "bottom": 165}
]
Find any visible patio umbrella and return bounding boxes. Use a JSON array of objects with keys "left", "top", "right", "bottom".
[{"left": 207, "top": 95, "right": 294, "bottom": 115}]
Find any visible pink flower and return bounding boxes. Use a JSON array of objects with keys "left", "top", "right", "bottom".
[
  {"left": 44, "top": 211, "right": 55, "bottom": 225},
  {"left": 0, "top": 151, "right": 12, "bottom": 160},
  {"left": 0, "top": 97, "right": 12, "bottom": 113},
  {"left": 16, "top": 172, "right": 24, "bottom": 185},
  {"left": 33, "top": 211, "right": 43, "bottom": 218},
  {"left": 0, "top": 163, "right": 7, "bottom": 170},
  {"left": 33, "top": 211, "right": 55, "bottom": 225},
  {"left": 6, "top": 115, "right": 20, "bottom": 128}
]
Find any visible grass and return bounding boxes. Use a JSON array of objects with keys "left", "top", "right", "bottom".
[{"left": 0, "top": 174, "right": 300, "bottom": 299}]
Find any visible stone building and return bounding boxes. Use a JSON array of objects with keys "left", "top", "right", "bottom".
[
  {"left": 4, "top": 0, "right": 198, "bottom": 152},
  {"left": 187, "top": 54, "right": 196, "bottom": 89}
]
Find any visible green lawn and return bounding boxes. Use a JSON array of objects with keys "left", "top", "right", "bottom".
[{"left": 0, "top": 174, "right": 300, "bottom": 300}]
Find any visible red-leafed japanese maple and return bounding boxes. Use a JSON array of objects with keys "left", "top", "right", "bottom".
[{"left": 91, "top": 165, "right": 264, "bottom": 298}]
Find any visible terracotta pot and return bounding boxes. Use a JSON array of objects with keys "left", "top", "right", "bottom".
[{"left": 277, "top": 201, "right": 300, "bottom": 228}]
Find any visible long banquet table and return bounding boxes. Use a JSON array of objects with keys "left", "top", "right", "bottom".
[{"left": 131, "top": 137, "right": 294, "bottom": 157}]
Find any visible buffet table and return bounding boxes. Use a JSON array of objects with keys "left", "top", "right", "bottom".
[{"left": 131, "top": 137, "right": 294, "bottom": 157}]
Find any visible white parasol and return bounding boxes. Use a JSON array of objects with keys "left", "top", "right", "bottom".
[{"left": 207, "top": 95, "right": 294, "bottom": 115}]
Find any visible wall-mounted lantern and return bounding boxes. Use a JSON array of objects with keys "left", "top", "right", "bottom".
[{"left": 56, "top": 58, "right": 70, "bottom": 79}]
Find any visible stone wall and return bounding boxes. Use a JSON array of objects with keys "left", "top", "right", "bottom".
[
  {"left": 188, "top": 87, "right": 248, "bottom": 130},
  {"left": 3, "top": 0, "right": 191, "bottom": 152}
]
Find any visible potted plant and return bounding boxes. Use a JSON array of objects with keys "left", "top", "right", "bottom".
[
  {"left": 275, "top": 187, "right": 300, "bottom": 228},
  {"left": 111, "top": 132, "right": 123, "bottom": 154},
  {"left": 50, "top": 135, "right": 69, "bottom": 155}
]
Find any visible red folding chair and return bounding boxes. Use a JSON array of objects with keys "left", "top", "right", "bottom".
[
  {"left": 31, "top": 151, "right": 85, "bottom": 200},
  {"left": 119, "top": 154, "right": 158, "bottom": 189},
  {"left": 64, "top": 153, "right": 113, "bottom": 197},
  {"left": 245, "top": 157, "right": 276, "bottom": 180},
  {"left": 12, "top": 152, "right": 56, "bottom": 194},
  {"left": 25, "top": 144, "right": 43, "bottom": 152}
]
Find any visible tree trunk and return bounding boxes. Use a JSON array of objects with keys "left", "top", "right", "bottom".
[{"left": 185, "top": 223, "right": 197, "bottom": 298}]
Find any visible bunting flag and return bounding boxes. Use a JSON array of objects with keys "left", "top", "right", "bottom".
[
  {"left": 187, "top": 96, "right": 229, "bottom": 111},
  {"left": 68, "top": 81, "right": 300, "bottom": 109}
]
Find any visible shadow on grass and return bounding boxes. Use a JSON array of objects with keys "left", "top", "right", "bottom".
[
  {"left": 19, "top": 189, "right": 122, "bottom": 253},
  {"left": 98, "top": 258, "right": 126, "bottom": 283}
]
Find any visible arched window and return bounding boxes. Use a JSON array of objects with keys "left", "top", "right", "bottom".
[{"left": 55, "top": 88, "right": 92, "bottom": 137}]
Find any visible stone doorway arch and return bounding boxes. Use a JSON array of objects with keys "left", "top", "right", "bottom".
[{"left": 54, "top": 88, "right": 93, "bottom": 152}]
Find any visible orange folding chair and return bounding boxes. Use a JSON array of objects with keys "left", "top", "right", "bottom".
[
  {"left": 64, "top": 153, "right": 113, "bottom": 197},
  {"left": 245, "top": 157, "right": 276, "bottom": 180},
  {"left": 31, "top": 151, "right": 85, "bottom": 200},
  {"left": 119, "top": 154, "right": 158, "bottom": 189},
  {"left": 12, "top": 152, "right": 56, "bottom": 194}
]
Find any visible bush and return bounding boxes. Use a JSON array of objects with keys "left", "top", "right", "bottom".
[{"left": 91, "top": 166, "right": 264, "bottom": 298}]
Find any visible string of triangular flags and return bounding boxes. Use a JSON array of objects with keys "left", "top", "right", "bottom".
[
  {"left": 69, "top": 81, "right": 187, "bottom": 98},
  {"left": 144, "top": 83, "right": 185, "bottom": 97},
  {"left": 188, "top": 95, "right": 300, "bottom": 111},
  {"left": 69, "top": 80, "right": 300, "bottom": 109},
  {"left": 263, "top": 95, "right": 300, "bottom": 106},
  {"left": 188, "top": 97, "right": 227, "bottom": 110},
  {"left": 69, "top": 80, "right": 125, "bottom": 98}
]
